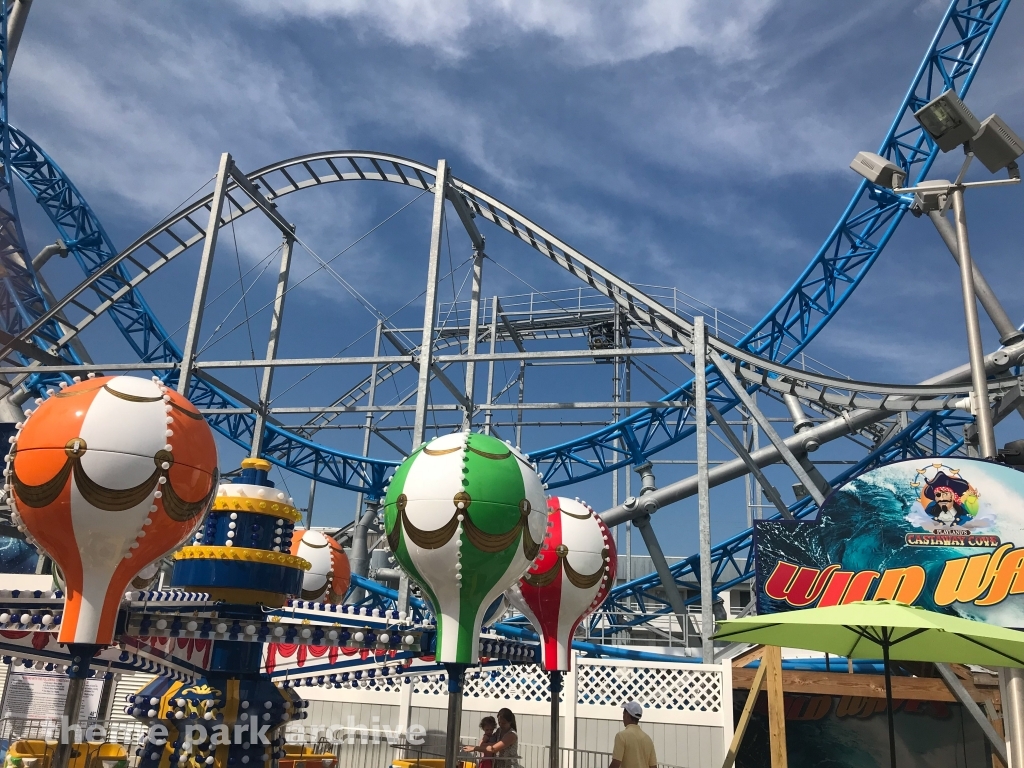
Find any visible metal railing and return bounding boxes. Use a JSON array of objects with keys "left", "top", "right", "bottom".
[
  {"left": 435, "top": 284, "right": 849, "bottom": 380},
  {"left": 580, "top": 605, "right": 748, "bottom": 650}
]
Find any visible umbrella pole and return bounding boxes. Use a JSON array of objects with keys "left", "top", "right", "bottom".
[{"left": 883, "top": 641, "right": 896, "bottom": 768}]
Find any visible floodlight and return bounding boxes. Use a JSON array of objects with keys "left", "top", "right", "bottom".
[
  {"left": 971, "top": 114, "right": 1024, "bottom": 173},
  {"left": 914, "top": 90, "right": 980, "bottom": 152},
  {"left": 911, "top": 179, "right": 951, "bottom": 213},
  {"left": 849, "top": 151, "right": 905, "bottom": 188}
]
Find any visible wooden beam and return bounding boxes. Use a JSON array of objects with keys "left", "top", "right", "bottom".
[
  {"left": 765, "top": 645, "right": 788, "bottom": 768},
  {"left": 732, "top": 667, "right": 996, "bottom": 703},
  {"left": 731, "top": 644, "right": 765, "bottom": 669},
  {"left": 721, "top": 658, "right": 769, "bottom": 768}
]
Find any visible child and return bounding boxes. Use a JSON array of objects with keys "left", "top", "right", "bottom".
[{"left": 463, "top": 716, "right": 498, "bottom": 768}]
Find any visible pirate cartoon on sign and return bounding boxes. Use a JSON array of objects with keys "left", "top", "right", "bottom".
[{"left": 921, "top": 470, "right": 979, "bottom": 527}]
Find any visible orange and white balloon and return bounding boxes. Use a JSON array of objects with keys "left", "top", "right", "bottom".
[
  {"left": 6, "top": 375, "right": 218, "bottom": 645},
  {"left": 507, "top": 497, "right": 616, "bottom": 671},
  {"left": 290, "top": 529, "right": 351, "bottom": 602}
]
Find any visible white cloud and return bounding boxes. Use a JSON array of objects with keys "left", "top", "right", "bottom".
[
  {"left": 12, "top": 1, "right": 332, "bottom": 218},
  {"left": 237, "top": 0, "right": 776, "bottom": 64}
]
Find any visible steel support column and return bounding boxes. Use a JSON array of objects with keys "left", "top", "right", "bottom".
[
  {"left": 1003, "top": 668, "right": 1024, "bottom": 768},
  {"left": 5, "top": 0, "right": 31, "bottom": 68},
  {"left": 178, "top": 152, "right": 232, "bottom": 395},
  {"left": 412, "top": 159, "right": 448, "bottom": 447},
  {"left": 348, "top": 501, "right": 379, "bottom": 603},
  {"left": 251, "top": 235, "right": 294, "bottom": 457},
  {"left": 603, "top": 338, "right": 1024, "bottom": 527},
  {"left": 950, "top": 187, "right": 997, "bottom": 459},
  {"left": 694, "top": 317, "right": 714, "bottom": 662}
]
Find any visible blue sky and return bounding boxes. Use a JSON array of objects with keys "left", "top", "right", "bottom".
[{"left": 8, "top": 0, "right": 1024, "bottom": 557}]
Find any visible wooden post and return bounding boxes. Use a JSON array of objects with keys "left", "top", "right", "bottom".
[
  {"left": 765, "top": 645, "right": 788, "bottom": 768},
  {"left": 721, "top": 659, "right": 769, "bottom": 768}
]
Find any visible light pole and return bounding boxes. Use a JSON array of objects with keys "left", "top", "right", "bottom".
[
  {"left": 852, "top": 88, "right": 1024, "bottom": 766},
  {"left": 850, "top": 89, "right": 1023, "bottom": 458}
]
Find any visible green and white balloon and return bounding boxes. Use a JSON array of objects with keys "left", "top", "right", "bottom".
[{"left": 383, "top": 431, "right": 547, "bottom": 663}]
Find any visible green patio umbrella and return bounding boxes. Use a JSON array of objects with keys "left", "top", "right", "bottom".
[{"left": 714, "top": 600, "right": 1024, "bottom": 768}]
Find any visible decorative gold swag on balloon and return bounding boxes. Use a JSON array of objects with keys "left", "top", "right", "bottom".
[
  {"left": 388, "top": 491, "right": 541, "bottom": 560},
  {"left": 10, "top": 439, "right": 218, "bottom": 523},
  {"left": 524, "top": 544, "right": 610, "bottom": 590}
]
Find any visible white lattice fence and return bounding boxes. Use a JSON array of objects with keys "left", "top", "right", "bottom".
[
  {"left": 297, "top": 653, "right": 733, "bottom": 765},
  {"left": 576, "top": 660, "right": 722, "bottom": 714}
]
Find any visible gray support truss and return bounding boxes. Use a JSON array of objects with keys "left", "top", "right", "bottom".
[
  {"left": 446, "top": 185, "right": 485, "bottom": 252},
  {"left": 177, "top": 152, "right": 232, "bottom": 395},
  {"left": 462, "top": 251, "right": 484, "bottom": 430},
  {"left": 29, "top": 243, "right": 93, "bottom": 366},
  {"left": 381, "top": 328, "right": 470, "bottom": 409},
  {"left": 494, "top": 299, "right": 528, "bottom": 446},
  {"left": 412, "top": 159, "right": 448, "bottom": 447},
  {"left": 227, "top": 163, "right": 294, "bottom": 237},
  {"left": 694, "top": 317, "right": 714, "bottom": 662},
  {"left": 483, "top": 296, "right": 498, "bottom": 435},
  {"left": 708, "top": 349, "right": 827, "bottom": 507},
  {"left": 797, "top": 454, "right": 833, "bottom": 500},
  {"left": 603, "top": 337, "right": 1024, "bottom": 527},
  {"left": 705, "top": 400, "right": 792, "bottom": 519},
  {"left": 633, "top": 517, "right": 690, "bottom": 636},
  {"left": 934, "top": 663, "right": 1008, "bottom": 765},
  {"left": 354, "top": 322, "right": 384, "bottom": 519},
  {"left": 251, "top": 234, "right": 295, "bottom": 457}
]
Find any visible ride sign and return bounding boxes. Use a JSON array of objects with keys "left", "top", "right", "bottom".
[{"left": 754, "top": 458, "right": 1024, "bottom": 626}]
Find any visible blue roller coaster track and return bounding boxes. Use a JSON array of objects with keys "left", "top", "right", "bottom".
[{"left": 0, "top": 0, "right": 1014, "bottom": 637}]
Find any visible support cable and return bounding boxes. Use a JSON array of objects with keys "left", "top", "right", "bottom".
[
  {"left": 271, "top": 255, "right": 472, "bottom": 406},
  {"left": 230, "top": 214, "right": 262, "bottom": 390},
  {"left": 195, "top": 245, "right": 281, "bottom": 356},
  {"left": 202, "top": 189, "right": 430, "bottom": 351}
]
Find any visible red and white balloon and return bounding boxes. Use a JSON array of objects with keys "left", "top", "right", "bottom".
[
  {"left": 290, "top": 529, "right": 351, "bottom": 602},
  {"left": 507, "top": 497, "right": 616, "bottom": 671}
]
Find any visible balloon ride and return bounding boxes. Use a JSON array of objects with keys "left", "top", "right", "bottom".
[
  {"left": 508, "top": 496, "right": 617, "bottom": 671},
  {"left": 383, "top": 430, "right": 547, "bottom": 763},
  {"left": 383, "top": 430, "right": 547, "bottom": 664},
  {"left": 290, "top": 527, "right": 351, "bottom": 602},
  {"left": 508, "top": 496, "right": 617, "bottom": 768},
  {"left": 7, "top": 375, "right": 218, "bottom": 646}
]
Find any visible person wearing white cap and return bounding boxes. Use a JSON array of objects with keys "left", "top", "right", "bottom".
[{"left": 609, "top": 701, "right": 657, "bottom": 768}]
